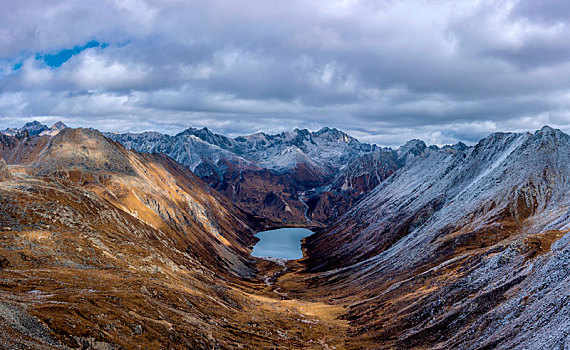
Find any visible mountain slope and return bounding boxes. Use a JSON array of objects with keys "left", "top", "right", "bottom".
[
  {"left": 0, "top": 128, "right": 351, "bottom": 348},
  {"left": 0, "top": 132, "right": 52, "bottom": 165},
  {"left": 303, "top": 126, "right": 570, "bottom": 348},
  {"left": 33, "top": 127, "right": 257, "bottom": 275}
]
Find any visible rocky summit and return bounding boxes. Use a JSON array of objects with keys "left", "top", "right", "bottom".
[{"left": 1, "top": 123, "right": 570, "bottom": 349}]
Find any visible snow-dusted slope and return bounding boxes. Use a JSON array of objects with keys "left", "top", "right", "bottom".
[
  {"left": 109, "top": 126, "right": 383, "bottom": 178},
  {"left": 108, "top": 131, "right": 255, "bottom": 177},
  {"left": 305, "top": 126, "right": 570, "bottom": 348},
  {"left": 232, "top": 127, "right": 377, "bottom": 174}
]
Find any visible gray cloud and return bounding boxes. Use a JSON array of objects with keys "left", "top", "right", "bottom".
[{"left": 2, "top": 0, "right": 570, "bottom": 147}]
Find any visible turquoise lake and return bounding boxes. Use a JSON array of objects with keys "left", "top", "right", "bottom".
[{"left": 252, "top": 227, "right": 313, "bottom": 260}]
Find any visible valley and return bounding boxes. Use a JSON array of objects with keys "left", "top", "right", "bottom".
[{"left": 1, "top": 122, "right": 570, "bottom": 348}]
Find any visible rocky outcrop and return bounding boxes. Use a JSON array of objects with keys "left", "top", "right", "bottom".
[
  {"left": 0, "top": 158, "right": 10, "bottom": 181},
  {"left": 0, "top": 132, "right": 52, "bottom": 165}
]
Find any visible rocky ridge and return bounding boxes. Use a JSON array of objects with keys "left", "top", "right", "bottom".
[
  {"left": 0, "top": 158, "right": 11, "bottom": 181},
  {"left": 303, "top": 126, "right": 570, "bottom": 348}
]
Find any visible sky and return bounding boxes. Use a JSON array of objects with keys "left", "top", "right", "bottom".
[{"left": 1, "top": 0, "right": 570, "bottom": 147}]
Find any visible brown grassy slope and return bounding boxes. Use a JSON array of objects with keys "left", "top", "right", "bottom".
[{"left": 0, "top": 128, "right": 348, "bottom": 349}]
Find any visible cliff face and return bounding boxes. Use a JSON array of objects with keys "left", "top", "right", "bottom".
[{"left": 303, "top": 126, "right": 570, "bottom": 348}]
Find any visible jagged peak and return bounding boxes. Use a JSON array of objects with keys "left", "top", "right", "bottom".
[
  {"left": 534, "top": 125, "right": 568, "bottom": 138},
  {"left": 399, "top": 139, "right": 427, "bottom": 151},
  {"left": 316, "top": 126, "right": 341, "bottom": 136},
  {"left": 395, "top": 139, "right": 428, "bottom": 164},
  {"left": 441, "top": 142, "right": 468, "bottom": 152},
  {"left": 178, "top": 126, "right": 224, "bottom": 139},
  {"left": 314, "top": 126, "right": 354, "bottom": 143},
  {"left": 176, "top": 126, "right": 200, "bottom": 136},
  {"left": 51, "top": 121, "right": 67, "bottom": 130},
  {"left": 23, "top": 120, "right": 45, "bottom": 127},
  {"left": 294, "top": 128, "right": 311, "bottom": 136},
  {"left": 453, "top": 141, "right": 468, "bottom": 151},
  {"left": 317, "top": 126, "right": 337, "bottom": 133},
  {"left": 529, "top": 125, "right": 570, "bottom": 147},
  {"left": 538, "top": 125, "right": 555, "bottom": 133},
  {"left": 475, "top": 131, "right": 517, "bottom": 148}
]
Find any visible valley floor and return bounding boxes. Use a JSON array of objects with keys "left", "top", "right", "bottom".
[{"left": 0, "top": 256, "right": 349, "bottom": 349}]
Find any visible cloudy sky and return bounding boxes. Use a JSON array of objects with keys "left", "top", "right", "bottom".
[{"left": 1, "top": 0, "right": 570, "bottom": 146}]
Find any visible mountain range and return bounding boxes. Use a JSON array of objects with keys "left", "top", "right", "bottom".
[
  {"left": 1, "top": 121, "right": 68, "bottom": 137},
  {"left": 1, "top": 122, "right": 570, "bottom": 348},
  {"left": 106, "top": 126, "right": 466, "bottom": 226}
]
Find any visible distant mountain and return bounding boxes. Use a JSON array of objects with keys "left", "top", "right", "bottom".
[
  {"left": 1, "top": 121, "right": 67, "bottom": 137},
  {"left": 42, "top": 121, "right": 68, "bottom": 136},
  {"left": 108, "top": 126, "right": 428, "bottom": 225},
  {"left": 1, "top": 121, "right": 463, "bottom": 225},
  {"left": 304, "top": 125, "right": 570, "bottom": 348}
]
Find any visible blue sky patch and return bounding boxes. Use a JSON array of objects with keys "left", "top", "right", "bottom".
[{"left": 36, "top": 40, "right": 108, "bottom": 68}]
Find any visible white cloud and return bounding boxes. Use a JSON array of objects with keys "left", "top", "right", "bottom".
[
  {"left": 69, "top": 50, "right": 150, "bottom": 90},
  {"left": 2, "top": 0, "right": 570, "bottom": 145}
]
